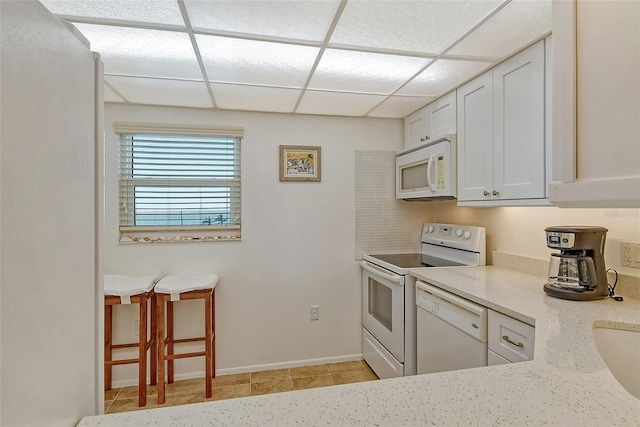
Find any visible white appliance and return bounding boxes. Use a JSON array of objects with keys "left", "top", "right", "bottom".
[
  {"left": 416, "top": 281, "right": 488, "bottom": 375},
  {"left": 361, "top": 223, "right": 486, "bottom": 379},
  {"left": 396, "top": 134, "right": 457, "bottom": 201}
]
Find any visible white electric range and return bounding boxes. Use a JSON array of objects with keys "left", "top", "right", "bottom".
[{"left": 360, "top": 222, "right": 486, "bottom": 379}]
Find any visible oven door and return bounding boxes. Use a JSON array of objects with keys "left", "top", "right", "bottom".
[{"left": 360, "top": 260, "right": 405, "bottom": 361}]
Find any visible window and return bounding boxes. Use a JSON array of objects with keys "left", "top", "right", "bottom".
[{"left": 116, "top": 123, "right": 242, "bottom": 242}]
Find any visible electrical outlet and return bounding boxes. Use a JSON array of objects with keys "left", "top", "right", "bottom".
[
  {"left": 133, "top": 319, "right": 140, "bottom": 337},
  {"left": 621, "top": 241, "right": 640, "bottom": 269},
  {"left": 310, "top": 305, "right": 319, "bottom": 321}
]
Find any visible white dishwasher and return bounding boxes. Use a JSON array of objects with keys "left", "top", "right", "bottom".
[{"left": 416, "top": 280, "right": 488, "bottom": 374}]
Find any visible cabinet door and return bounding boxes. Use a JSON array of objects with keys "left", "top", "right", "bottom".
[
  {"left": 404, "top": 107, "right": 431, "bottom": 149},
  {"left": 430, "top": 91, "right": 456, "bottom": 138},
  {"left": 456, "top": 71, "right": 494, "bottom": 201},
  {"left": 550, "top": 0, "right": 640, "bottom": 207},
  {"left": 493, "top": 40, "right": 545, "bottom": 200}
]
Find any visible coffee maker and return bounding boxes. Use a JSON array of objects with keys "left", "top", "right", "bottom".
[{"left": 544, "top": 226, "right": 609, "bottom": 300}]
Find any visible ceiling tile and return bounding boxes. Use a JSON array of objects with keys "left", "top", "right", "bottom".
[
  {"left": 40, "top": 0, "right": 184, "bottom": 26},
  {"left": 448, "top": 0, "right": 552, "bottom": 59},
  {"left": 308, "top": 49, "right": 432, "bottom": 94},
  {"left": 398, "top": 59, "right": 491, "bottom": 96},
  {"left": 184, "top": 0, "right": 340, "bottom": 41},
  {"left": 296, "top": 91, "right": 387, "bottom": 117},
  {"left": 74, "top": 24, "right": 201, "bottom": 79},
  {"left": 211, "top": 84, "right": 300, "bottom": 113},
  {"left": 330, "top": 0, "right": 503, "bottom": 54},
  {"left": 367, "top": 96, "right": 437, "bottom": 119},
  {"left": 105, "top": 76, "right": 212, "bottom": 108},
  {"left": 196, "top": 35, "right": 319, "bottom": 87},
  {"left": 104, "top": 83, "right": 125, "bottom": 102}
]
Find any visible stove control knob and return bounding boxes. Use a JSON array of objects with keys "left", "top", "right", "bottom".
[
  {"left": 456, "top": 228, "right": 463, "bottom": 237},
  {"left": 464, "top": 230, "right": 472, "bottom": 239},
  {"left": 427, "top": 225, "right": 434, "bottom": 233}
]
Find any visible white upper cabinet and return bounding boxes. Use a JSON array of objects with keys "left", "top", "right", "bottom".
[
  {"left": 405, "top": 108, "right": 430, "bottom": 149},
  {"left": 457, "top": 39, "right": 548, "bottom": 206},
  {"left": 549, "top": 0, "right": 640, "bottom": 207},
  {"left": 457, "top": 71, "right": 493, "bottom": 201},
  {"left": 404, "top": 91, "right": 456, "bottom": 149},
  {"left": 492, "top": 40, "right": 545, "bottom": 200}
]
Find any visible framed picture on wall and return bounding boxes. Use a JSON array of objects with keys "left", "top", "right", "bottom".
[{"left": 279, "top": 145, "right": 321, "bottom": 182}]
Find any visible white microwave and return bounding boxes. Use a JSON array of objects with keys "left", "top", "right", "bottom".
[{"left": 396, "top": 134, "right": 457, "bottom": 201}]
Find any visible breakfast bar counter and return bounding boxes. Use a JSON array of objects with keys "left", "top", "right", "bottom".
[{"left": 78, "top": 266, "right": 640, "bottom": 426}]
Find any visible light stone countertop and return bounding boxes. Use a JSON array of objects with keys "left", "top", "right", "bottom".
[{"left": 78, "top": 266, "right": 640, "bottom": 427}]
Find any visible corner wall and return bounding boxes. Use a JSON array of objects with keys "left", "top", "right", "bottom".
[{"left": 1, "top": 2, "right": 97, "bottom": 425}]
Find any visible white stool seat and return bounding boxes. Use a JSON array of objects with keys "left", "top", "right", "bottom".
[
  {"left": 155, "top": 274, "right": 218, "bottom": 301},
  {"left": 105, "top": 274, "right": 156, "bottom": 304}
]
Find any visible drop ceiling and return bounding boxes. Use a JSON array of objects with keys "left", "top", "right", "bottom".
[{"left": 40, "top": 0, "right": 551, "bottom": 119}]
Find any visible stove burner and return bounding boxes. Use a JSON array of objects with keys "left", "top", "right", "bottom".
[{"left": 366, "top": 253, "right": 465, "bottom": 269}]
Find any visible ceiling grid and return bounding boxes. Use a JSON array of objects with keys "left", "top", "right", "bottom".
[
  {"left": 177, "top": 0, "right": 217, "bottom": 108},
  {"left": 40, "top": 0, "right": 551, "bottom": 118}
]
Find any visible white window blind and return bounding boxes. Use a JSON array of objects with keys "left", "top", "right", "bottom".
[{"left": 117, "top": 123, "right": 242, "bottom": 239}]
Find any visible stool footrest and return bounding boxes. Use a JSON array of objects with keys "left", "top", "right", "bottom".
[
  {"left": 172, "top": 337, "right": 205, "bottom": 344},
  {"left": 165, "top": 351, "right": 206, "bottom": 361},
  {"left": 112, "top": 342, "right": 140, "bottom": 350},
  {"left": 106, "top": 357, "right": 140, "bottom": 366}
]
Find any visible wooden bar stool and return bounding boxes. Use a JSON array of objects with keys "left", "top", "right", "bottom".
[
  {"left": 155, "top": 274, "right": 218, "bottom": 404},
  {"left": 104, "top": 275, "right": 157, "bottom": 407}
]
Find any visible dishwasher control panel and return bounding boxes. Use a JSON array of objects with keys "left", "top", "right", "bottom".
[
  {"left": 417, "top": 293, "right": 440, "bottom": 314},
  {"left": 416, "top": 280, "right": 488, "bottom": 342}
]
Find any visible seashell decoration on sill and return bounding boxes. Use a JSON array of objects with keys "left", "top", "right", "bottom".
[{"left": 119, "top": 234, "right": 240, "bottom": 244}]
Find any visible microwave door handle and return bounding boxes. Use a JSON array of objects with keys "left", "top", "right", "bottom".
[
  {"left": 360, "top": 261, "right": 403, "bottom": 284},
  {"left": 426, "top": 154, "right": 436, "bottom": 192}
]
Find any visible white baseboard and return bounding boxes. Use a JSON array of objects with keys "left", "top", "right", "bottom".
[{"left": 110, "top": 353, "right": 364, "bottom": 389}]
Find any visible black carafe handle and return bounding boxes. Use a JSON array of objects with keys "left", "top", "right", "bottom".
[{"left": 578, "top": 256, "right": 597, "bottom": 288}]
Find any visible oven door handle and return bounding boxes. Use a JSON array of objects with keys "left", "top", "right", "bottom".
[{"left": 360, "top": 261, "right": 404, "bottom": 285}]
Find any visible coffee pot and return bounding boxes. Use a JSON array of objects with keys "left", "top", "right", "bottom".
[{"left": 544, "top": 226, "right": 609, "bottom": 300}]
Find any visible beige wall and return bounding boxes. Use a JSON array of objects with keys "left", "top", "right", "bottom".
[
  {"left": 436, "top": 201, "right": 640, "bottom": 278},
  {"left": 102, "top": 103, "right": 404, "bottom": 385}
]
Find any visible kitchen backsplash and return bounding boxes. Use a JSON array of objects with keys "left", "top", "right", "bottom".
[
  {"left": 493, "top": 251, "right": 640, "bottom": 299},
  {"left": 355, "top": 150, "right": 434, "bottom": 260}
]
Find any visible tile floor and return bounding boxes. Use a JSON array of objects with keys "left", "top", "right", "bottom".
[{"left": 105, "top": 360, "right": 379, "bottom": 414}]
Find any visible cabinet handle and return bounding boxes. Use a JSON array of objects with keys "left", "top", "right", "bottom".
[
  {"left": 502, "top": 335, "right": 524, "bottom": 348},
  {"left": 483, "top": 191, "right": 490, "bottom": 197},
  {"left": 492, "top": 190, "right": 500, "bottom": 196},
  {"left": 420, "top": 136, "right": 430, "bottom": 142}
]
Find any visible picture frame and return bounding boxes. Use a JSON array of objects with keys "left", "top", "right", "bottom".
[{"left": 279, "top": 145, "right": 321, "bottom": 182}]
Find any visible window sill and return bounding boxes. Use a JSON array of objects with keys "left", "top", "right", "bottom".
[{"left": 119, "top": 228, "right": 241, "bottom": 244}]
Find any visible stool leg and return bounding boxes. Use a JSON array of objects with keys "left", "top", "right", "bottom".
[
  {"left": 105, "top": 304, "right": 113, "bottom": 391},
  {"left": 138, "top": 295, "right": 147, "bottom": 407},
  {"left": 212, "top": 290, "right": 216, "bottom": 379},
  {"left": 157, "top": 295, "right": 165, "bottom": 405},
  {"left": 167, "top": 300, "right": 174, "bottom": 384},
  {"left": 150, "top": 293, "right": 157, "bottom": 387},
  {"left": 205, "top": 291, "right": 212, "bottom": 398}
]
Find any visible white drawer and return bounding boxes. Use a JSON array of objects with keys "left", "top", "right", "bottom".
[
  {"left": 488, "top": 310, "right": 535, "bottom": 363},
  {"left": 362, "top": 328, "right": 402, "bottom": 379}
]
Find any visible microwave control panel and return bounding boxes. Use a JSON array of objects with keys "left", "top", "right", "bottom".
[{"left": 435, "top": 154, "right": 445, "bottom": 190}]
